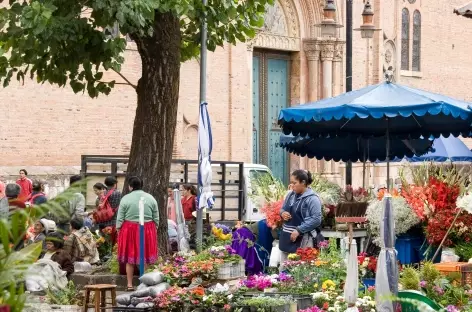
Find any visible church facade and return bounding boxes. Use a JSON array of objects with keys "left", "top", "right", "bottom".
[{"left": 1, "top": 0, "right": 472, "bottom": 189}]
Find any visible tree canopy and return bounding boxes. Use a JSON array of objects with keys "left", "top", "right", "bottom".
[{"left": 0, "top": 0, "right": 273, "bottom": 97}]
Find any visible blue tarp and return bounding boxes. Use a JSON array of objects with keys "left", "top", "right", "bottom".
[
  {"left": 278, "top": 82, "right": 472, "bottom": 139},
  {"left": 279, "top": 134, "right": 433, "bottom": 162}
]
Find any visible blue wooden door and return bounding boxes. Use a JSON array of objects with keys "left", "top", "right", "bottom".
[
  {"left": 267, "top": 59, "right": 288, "bottom": 183},
  {"left": 252, "top": 52, "right": 289, "bottom": 184},
  {"left": 252, "top": 56, "right": 260, "bottom": 164}
]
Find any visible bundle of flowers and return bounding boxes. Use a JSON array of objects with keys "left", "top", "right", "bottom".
[
  {"left": 287, "top": 247, "right": 319, "bottom": 262},
  {"left": 208, "top": 245, "right": 241, "bottom": 263},
  {"left": 357, "top": 253, "right": 377, "bottom": 279},
  {"left": 154, "top": 286, "right": 187, "bottom": 311},
  {"left": 366, "top": 196, "right": 420, "bottom": 245},
  {"left": 202, "top": 283, "right": 233, "bottom": 311},
  {"left": 260, "top": 198, "right": 284, "bottom": 229},
  {"left": 311, "top": 174, "right": 342, "bottom": 206},
  {"left": 212, "top": 224, "right": 232, "bottom": 241},
  {"left": 377, "top": 188, "right": 400, "bottom": 201}
]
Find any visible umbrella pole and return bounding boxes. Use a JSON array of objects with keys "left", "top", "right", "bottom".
[
  {"left": 386, "top": 118, "right": 390, "bottom": 190},
  {"left": 196, "top": 0, "right": 209, "bottom": 253}
]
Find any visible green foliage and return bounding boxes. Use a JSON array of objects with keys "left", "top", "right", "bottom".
[
  {"left": 0, "top": 0, "right": 273, "bottom": 97},
  {"left": 420, "top": 262, "right": 441, "bottom": 286},
  {"left": 0, "top": 181, "right": 86, "bottom": 312},
  {"left": 400, "top": 266, "right": 420, "bottom": 291},
  {"left": 454, "top": 242, "right": 472, "bottom": 261},
  {"left": 46, "top": 281, "right": 83, "bottom": 306}
]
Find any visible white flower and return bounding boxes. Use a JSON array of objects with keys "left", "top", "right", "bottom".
[
  {"left": 210, "top": 283, "right": 229, "bottom": 293},
  {"left": 328, "top": 308, "right": 336, "bottom": 312},
  {"left": 457, "top": 193, "right": 472, "bottom": 214},
  {"left": 363, "top": 296, "right": 372, "bottom": 301},
  {"left": 203, "top": 296, "right": 208, "bottom": 301},
  {"left": 227, "top": 294, "right": 233, "bottom": 300},
  {"left": 366, "top": 197, "right": 421, "bottom": 245}
]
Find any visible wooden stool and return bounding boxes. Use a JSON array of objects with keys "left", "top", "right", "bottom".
[{"left": 83, "top": 284, "right": 117, "bottom": 312}]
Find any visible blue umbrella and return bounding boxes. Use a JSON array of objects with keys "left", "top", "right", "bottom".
[
  {"left": 279, "top": 134, "right": 432, "bottom": 162},
  {"left": 279, "top": 82, "right": 472, "bottom": 140},
  {"left": 390, "top": 135, "right": 472, "bottom": 162}
]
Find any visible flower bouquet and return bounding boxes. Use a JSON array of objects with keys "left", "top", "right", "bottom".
[
  {"left": 94, "top": 226, "right": 114, "bottom": 259},
  {"left": 357, "top": 253, "right": 377, "bottom": 279}
]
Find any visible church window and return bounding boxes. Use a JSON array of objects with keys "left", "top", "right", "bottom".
[
  {"left": 401, "top": 8, "right": 410, "bottom": 71},
  {"left": 412, "top": 10, "right": 421, "bottom": 72}
]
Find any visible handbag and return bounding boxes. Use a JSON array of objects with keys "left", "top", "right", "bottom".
[{"left": 93, "top": 190, "right": 115, "bottom": 223}]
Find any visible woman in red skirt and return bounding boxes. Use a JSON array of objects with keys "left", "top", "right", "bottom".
[{"left": 116, "top": 176, "right": 159, "bottom": 291}]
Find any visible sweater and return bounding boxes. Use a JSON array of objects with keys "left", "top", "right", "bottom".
[
  {"left": 16, "top": 178, "right": 32, "bottom": 202},
  {"left": 116, "top": 190, "right": 159, "bottom": 230}
]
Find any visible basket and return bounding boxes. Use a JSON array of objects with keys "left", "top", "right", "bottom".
[
  {"left": 217, "top": 260, "right": 245, "bottom": 280},
  {"left": 398, "top": 290, "right": 442, "bottom": 312},
  {"left": 433, "top": 262, "right": 472, "bottom": 286}
]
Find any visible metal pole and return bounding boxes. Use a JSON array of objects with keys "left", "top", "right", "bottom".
[
  {"left": 386, "top": 118, "right": 390, "bottom": 190},
  {"left": 139, "top": 197, "right": 145, "bottom": 276},
  {"left": 345, "top": 0, "right": 353, "bottom": 186},
  {"left": 196, "top": 0, "right": 208, "bottom": 253}
]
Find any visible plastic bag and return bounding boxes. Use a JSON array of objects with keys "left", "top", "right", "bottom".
[
  {"left": 441, "top": 248, "right": 460, "bottom": 263},
  {"left": 269, "top": 240, "right": 281, "bottom": 267},
  {"left": 130, "top": 287, "right": 151, "bottom": 298},
  {"left": 130, "top": 297, "right": 152, "bottom": 306},
  {"left": 116, "top": 294, "right": 132, "bottom": 306},
  {"left": 139, "top": 272, "right": 164, "bottom": 286},
  {"left": 137, "top": 283, "right": 148, "bottom": 290},
  {"left": 74, "top": 262, "right": 93, "bottom": 273},
  {"left": 149, "top": 283, "right": 170, "bottom": 297},
  {"left": 136, "top": 303, "right": 155, "bottom": 308}
]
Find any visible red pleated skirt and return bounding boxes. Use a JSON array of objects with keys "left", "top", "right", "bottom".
[{"left": 117, "top": 220, "right": 158, "bottom": 265}]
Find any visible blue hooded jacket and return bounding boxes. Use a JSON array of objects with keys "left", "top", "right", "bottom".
[{"left": 280, "top": 188, "right": 323, "bottom": 238}]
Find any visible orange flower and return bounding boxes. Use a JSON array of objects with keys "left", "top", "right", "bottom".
[
  {"left": 191, "top": 286, "right": 205, "bottom": 296},
  {"left": 323, "top": 302, "right": 329, "bottom": 310},
  {"left": 377, "top": 188, "right": 399, "bottom": 201}
]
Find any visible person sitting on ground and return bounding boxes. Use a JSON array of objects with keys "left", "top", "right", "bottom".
[
  {"left": 6, "top": 183, "right": 26, "bottom": 211},
  {"left": 43, "top": 232, "right": 74, "bottom": 278},
  {"left": 63, "top": 218, "right": 99, "bottom": 265},
  {"left": 28, "top": 180, "right": 48, "bottom": 206},
  {"left": 25, "top": 219, "right": 50, "bottom": 254}
]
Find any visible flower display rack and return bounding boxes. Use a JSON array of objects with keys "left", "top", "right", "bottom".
[
  {"left": 217, "top": 260, "right": 245, "bottom": 280},
  {"left": 433, "top": 262, "right": 472, "bottom": 286}
]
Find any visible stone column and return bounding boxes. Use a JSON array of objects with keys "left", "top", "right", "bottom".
[
  {"left": 320, "top": 40, "right": 335, "bottom": 99},
  {"left": 303, "top": 40, "right": 321, "bottom": 173},
  {"left": 303, "top": 40, "right": 321, "bottom": 102},
  {"left": 329, "top": 40, "right": 345, "bottom": 182},
  {"left": 318, "top": 40, "right": 335, "bottom": 174}
]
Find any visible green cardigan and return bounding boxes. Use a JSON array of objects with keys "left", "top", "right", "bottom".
[{"left": 116, "top": 190, "right": 159, "bottom": 230}]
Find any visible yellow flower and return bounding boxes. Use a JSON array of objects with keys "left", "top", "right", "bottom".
[
  {"left": 322, "top": 280, "right": 336, "bottom": 290},
  {"left": 287, "top": 253, "right": 298, "bottom": 260},
  {"left": 313, "top": 283, "right": 318, "bottom": 289},
  {"left": 219, "top": 233, "right": 232, "bottom": 240},
  {"left": 315, "top": 260, "right": 328, "bottom": 267}
]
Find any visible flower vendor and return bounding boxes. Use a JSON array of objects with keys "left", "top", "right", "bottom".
[{"left": 279, "top": 170, "right": 322, "bottom": 267}]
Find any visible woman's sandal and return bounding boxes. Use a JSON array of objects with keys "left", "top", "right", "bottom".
[{"left": 126, "top": 286, "right": 135, "bottom": 292}]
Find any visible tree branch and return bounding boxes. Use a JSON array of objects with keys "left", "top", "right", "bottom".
[
  {"left": 112, "top": 69, "right": 137, "bottom": 89},
  {"left": 99, "top": 81, "right": 134, "bottom": 87}
]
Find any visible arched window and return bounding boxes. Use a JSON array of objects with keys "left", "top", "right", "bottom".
[
  {"left": 412, "top": 10, "right": 421, "bottom": 71},
  {"left": 401, "top": 8, "right": 410, "bottom": 70}
]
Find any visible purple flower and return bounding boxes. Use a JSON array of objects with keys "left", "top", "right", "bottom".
[
  {"left": 215, "top": 223, "right": 231, "bottom": 234},
  {"left": 318, "top": 240, "right": 329, "bottom": 249},
  {"left": 419, "top": 280, "right": 427, "bottom": 288},
  {"left": 225, "top": 245, "right": 236, "bottom": 255},
  {"left": 446, "top": 305, "right": 459, "bottom": 312},
  {"left": 278, "top": 272, "right": 293, "bottom": 282},
  {"left": 433, "top": 286, "right": 444, "bottom": 295}
]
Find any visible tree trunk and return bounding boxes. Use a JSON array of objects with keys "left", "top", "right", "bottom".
[{"left": 127, "top": 12, "right": 181, "bottom": 256}]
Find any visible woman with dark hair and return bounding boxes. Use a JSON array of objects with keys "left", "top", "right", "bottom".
[
  {"left": 44, "top": 232, "right": 74, "bottom": 278},
  {"left": 116, "top": 176, "right": 159, "bottom": 291},
  {"left": 92, "top": 182, "right": 107, "bottom": 208},
  {"left": 181, "top": 184, "right": 197, "bottom": 221},
  {"left": 279, "top": 170, "right": 322, "bottom": 268}
]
